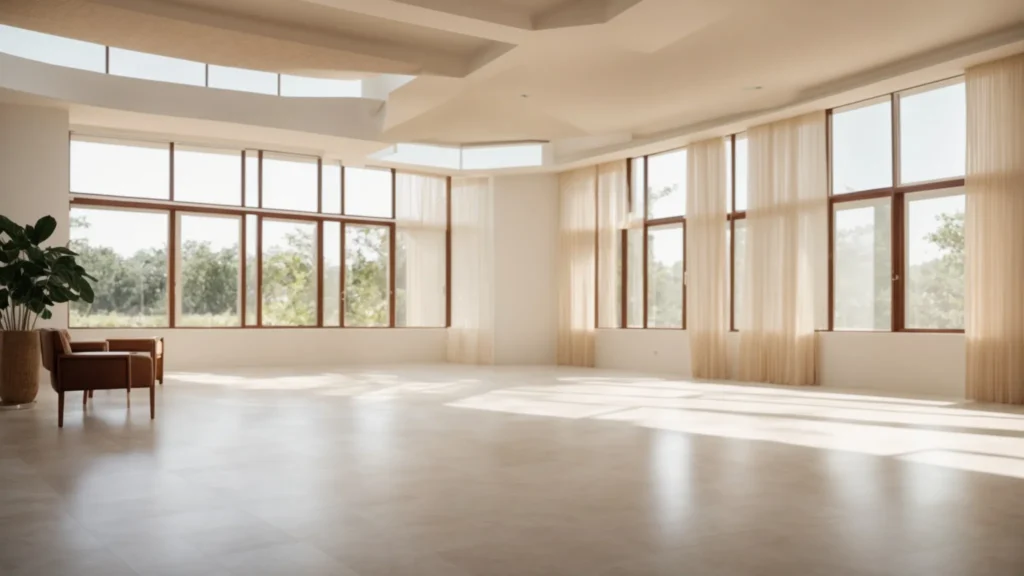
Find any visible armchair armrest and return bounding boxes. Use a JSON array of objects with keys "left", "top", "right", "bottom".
[
  {"left": 70, "top": 341, "right": 109, "bottom": 353},
  {"left": 57, "top": 352, "right": 133, "bottom": 392},
  {"left": 107, "top": 338, "right": 161, "bottom": 355}
]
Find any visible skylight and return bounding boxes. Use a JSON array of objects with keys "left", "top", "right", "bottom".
[{"left": 373, "top": 142, "right": 546, "bottom": 171}]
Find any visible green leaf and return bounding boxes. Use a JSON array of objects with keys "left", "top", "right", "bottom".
[
  {"left": 0, "top": 215, "right": 20, "bottom": 239},
  {"left": 49, "top": 246, "right": 78, "bottom": 256},
  {"left": 78, "top": 279, "right": 95, "bottom": 304},
  {"left": 41, "top": 309, "right": 52, "bottom": 320},
  {"left": 25, "top": 245, "right": 44, "bottom": 263},
  {"left": 31, "top": 216, "right": 57, "bottom": 244},
  {"left": 0, "top": 289, "right": 7, "bottom": 310}
]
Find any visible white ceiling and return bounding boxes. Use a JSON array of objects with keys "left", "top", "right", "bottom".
[{"left": 2, "top": 0, "right": 1023, "bottom": 164}]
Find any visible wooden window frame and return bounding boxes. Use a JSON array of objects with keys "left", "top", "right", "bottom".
[
  {"left": 67, "top": 135, "right": 450, "bottom": 330},
  {"left": 827, "top": 79, "right": 966, "bottom": 334}
]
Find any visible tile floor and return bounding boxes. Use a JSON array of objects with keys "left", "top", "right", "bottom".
[{"left": 1, "top": 365, "right": 1023, "bottom": 575}]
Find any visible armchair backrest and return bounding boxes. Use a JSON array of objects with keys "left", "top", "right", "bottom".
[{"left": 38, "top": 329, "right": 60, "bottom": 388}]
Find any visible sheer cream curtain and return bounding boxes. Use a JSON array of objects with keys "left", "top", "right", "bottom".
[
  {"left": 686, "top": 138, "right": 729, "bottom": 379},
  {"left": 395, "top": 172, "right": 446, "bottom": 327},
  {"left": 965, "top": 54, "right": 1024, "bottom": 404},
  {"left": 557, "top": 167, "right": 597, "bottom": 366},
  {"left": 597, "top": 161, "right": 627, "bottom": 328},
  {"left": 447, "top": 177, "right": 495, "bottom": 364},
  {"left": 738, "top": 112, "right": 826, "bottom": 386}
]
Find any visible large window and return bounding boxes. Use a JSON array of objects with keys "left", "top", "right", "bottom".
[
  {"left": 905, "top": 190, "right": 965, "bottom": 329},
  {"left": 71, "top": 137, "right": 169, "bottom": 199},
  {"left": 68, "top": 136, "right": 448, "bottom": 329},
  {"left": 177, "top": 214, "right": 241, "bottom": 326},
  {"left": 261, "top": 219, "right": 317, "bottom": 326},
  {"left": 344, "top": 167, "right": 393, "bottom": 218},
  {"left": 647, "top": 150, "right": 686, "bottom": 219},
  {"left": 829, "top": 79, "right": 965, "bottom": 332},
  {"left": 69, "top": 208, "right": 169, "bottom": 327},
  {"left": 646, "top": 224, "right": 684, "bottom": 328},
  {"left": 174, "top": 146, "right": 241, "bottom": 206},
  {"left": 344, "top": 224, "right": 390, "bottom": 327},
  {"left": 262, "top": 153, "right": 319, "bottom": 213},
  {"left": 831, "top": 97, "right": 892, "bottom": 194},
  {"left": 833, "top": 198, "right": 891, "bottom": 330}
]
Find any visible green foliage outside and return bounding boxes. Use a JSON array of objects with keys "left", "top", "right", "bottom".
[
  {"left": 906, "top": 211, "right": 964, "bottom": 328},
  {"left": 645, "top": 185, "right": 683, "bottom": 327},
  {"left": 834, "top": 207, "right": 964, "bottom": 330},
  {"left": 70, "top": 216, "right": 391, "bottom": 328}
]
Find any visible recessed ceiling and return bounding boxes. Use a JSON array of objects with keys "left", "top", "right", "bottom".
[{"left": 2, "top": 0, "right": 1022, "bottom": 162}]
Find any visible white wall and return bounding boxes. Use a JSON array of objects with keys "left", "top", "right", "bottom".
[
  {"left": 491, "top": 174, "right": 559, "bottom": 365},
  {"left": 595, "top": 329, "right": 966, "bottom": 397},
  {"left": 68, "top": 328, "right": 447, "bottom": 370},
  {"left": 0, "top": 103, "right": 71, "bottom": 330}
]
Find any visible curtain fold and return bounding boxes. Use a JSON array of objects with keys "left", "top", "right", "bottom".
[
  {"left": 395, "top": 172, "right": 447, "bottom": 327},
  {"left": 447, "top": 177, "right": 494, "bottom": 364},
  {"left": 557, "top": 167, "right": 597, "bottom": 366},
  {"left": 738, "top": 112, "right": 826, "bottom": 386},
  {"left": 965, "top": 54, "right": 1024, "bottom": 404},
  {"left": 597, "top": 161, "right": 627, "bottom": 328},
  {"left": 686, "top": 138, "right": 729, "bottom": 379}
]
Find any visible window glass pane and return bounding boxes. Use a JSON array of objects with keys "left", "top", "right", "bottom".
[
  {"left": 900, "top": 81, "right": 965, "bottom": 184},
  {"left": 178, "top": 214, "right": 240, "bottom": 326},
  {"left": 323, "top": 222, "right": 341, "bottom": 326},
  {"left": 377, "top": 143, "right": 461, "bottom": 170},
  {"left": 647, "top": 149, "right": 686, "bottom": 219},
  {"left": 69, "top": 208, "right": 168, "bottom": 327},
  {"left": 906, "top": 190, "right": 964, "bottom": 329},
  {"left": 345, "top": 225, "right": 390, "bottom": 327},
  {"left": 344, "top": 167, "right": 393, "bottom": 218},
  {"left": 834, "top": 198, "right": 891, "bottom": 330},
  {"left": 208, "top": 65, "right": 278, "bottom": 95},
  {"left": 71, "top": 138, "right": 169, "bottom": 199},
  {"left": 108, "top": 48, "right": 205, "bottom": 86},
  {"left": 262, "top": 219, "right": 317, "bottom": 326},
  {"left": 174, "top": 146, "right": 241, "bottom": 205},
  {"left": 735, "top": 135, "right": 748, "bottom": 211},
  {"left": 322, "top": 161, "right": 341, "bottom": 214},
  {"left": 733, "top": 219, "right": 747, "bottom": 330},
  {"left": 625, "top": 227, "right": 644, "bottom": 328},
  {"left": 630, "top": 157, "right": 645, "bottom": 219},
  {"left": 647, "top": 224, "right": 683, "bottom": 328},
  {"left": 245, "top": 215, "right": 257, "bottom": 326},
  {"left": 0, "top": 25, "right": 105, "bottom": 72},
  {"left": 832, "top": 98, "right": 892, "bottom": 194},
  {"left": 280, "top": 75, "right": 361, "bottom": 97},
  {"left": 396, "top": 173, "right": 446, "bottom": 327},
  {"left": 244, "top": 151, "right": 259, "bottom": 208},
  {"left": 461, "top": 144, "right": 543, "bottom": 169},
  {"left": 262, "top": 153, "right": 318, "bottom": 212}
]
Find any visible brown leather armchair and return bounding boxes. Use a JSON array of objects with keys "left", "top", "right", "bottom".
[
  {"left": 39, "top": 329, "right": 155, "bottom": 428},
  {"left": 107, "top": 337, "right": 164, "bottom": 384}
]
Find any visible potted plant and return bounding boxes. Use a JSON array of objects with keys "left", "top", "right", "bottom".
[{"left": 0, "top": 215, "right": 95, "bottom": 405}]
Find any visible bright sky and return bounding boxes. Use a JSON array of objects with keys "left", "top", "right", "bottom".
[{"left": 0, "top": 24, "right": 361, "bottom": 97}]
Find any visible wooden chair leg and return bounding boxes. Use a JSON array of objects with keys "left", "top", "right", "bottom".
[
  {"left": 83, "top": 391, "right": 88, "bottom": 407},
  {"left": 149, "top": 385, "right": 155, "bottom": 420},
  {"left": 89, "top": 390, "right": 94, "bottom": 398},
  {"left": 58, "top": 391, "right": 64, "bottom": 428},
  {"left": 126, "top": 386, "right": 130, "bottom": 408}
]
